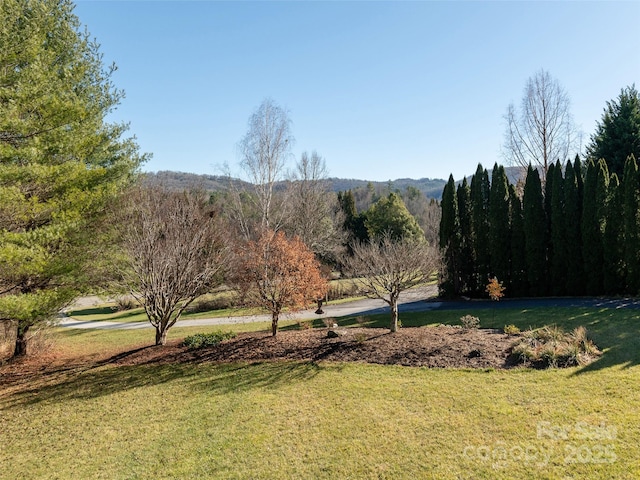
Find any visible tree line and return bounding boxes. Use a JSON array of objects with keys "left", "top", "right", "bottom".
[{"left": 440, "top": 155, "right": 640, "bottom": 298}]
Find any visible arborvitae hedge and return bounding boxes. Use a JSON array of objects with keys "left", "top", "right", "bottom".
[
  {"left": 470, "top": 165, "right": 491, "bottom": 295},
  {"left": 440, "top": 156, "right": 640, "bottom": 298}
]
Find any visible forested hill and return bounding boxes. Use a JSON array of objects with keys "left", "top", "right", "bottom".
[{"left": 143, "top": 171, "right": 448, "bottom": 199}]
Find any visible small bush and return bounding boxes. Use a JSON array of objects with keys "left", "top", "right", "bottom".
[
  {"left": 503, "top": 324, "right": 520, "bottom": 335},
  {"left": 182, "top": 331, "right": 236, "bottom": 349},
  {"left": 354, "top": 332, "right": 368, "bottom": 344},
  {"left": 115, "top": 296, "right": 138, "bottom": 311},
  {"left": 460, "top": 315, "right": 480, "bottom": 329}
]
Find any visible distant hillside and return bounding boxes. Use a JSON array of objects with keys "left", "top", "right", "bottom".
[{"left": 143, "top": 171, "right": 448, "bottom": 199}]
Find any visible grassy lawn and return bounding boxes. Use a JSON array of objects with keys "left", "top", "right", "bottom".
[{"left": 2, "top": 305, "right": 640, "bottom": 479}]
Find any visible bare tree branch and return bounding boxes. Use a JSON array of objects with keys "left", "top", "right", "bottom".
[
  {"left": 344, "top": 234, "right": 439, "bottom": 332},
  {"left": 117, "top": 186, "right": 229, "bottom": 345},
  {"left": 503, "top": 70, "right": 579, "bottom": 182},
  {"left": 237, "top": 98, "right": 294, "bottom": 234}
]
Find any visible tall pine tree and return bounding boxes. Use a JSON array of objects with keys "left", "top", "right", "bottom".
[
  {"left": 587, "top": 85, "right": 640, "bottom": 178},
  {"left": 622, "top": 155, "right": 640, "bottom": 293},
  {"left": 0, "top": 0, "right": 145, "bottom": 357}
]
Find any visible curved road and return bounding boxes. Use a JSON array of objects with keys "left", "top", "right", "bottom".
[{"left": 58, "top": 285, "right": 640, "bottom": 331}]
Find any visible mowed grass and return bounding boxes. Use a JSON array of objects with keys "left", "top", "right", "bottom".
[{"left": 2, "top": 305, "right": 640, "bottom": 479}]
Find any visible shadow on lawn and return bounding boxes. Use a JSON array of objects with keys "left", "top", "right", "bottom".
[
  {"left": 571, "top": 309, "right": 640, "bottom": 374},
  {"left": 1, "top": 352, "right": 326, "bottom": 410}
]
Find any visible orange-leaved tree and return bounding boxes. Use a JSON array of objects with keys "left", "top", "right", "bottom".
[{"left": 233, "top": 230, "right": 328, "bottom": 336}]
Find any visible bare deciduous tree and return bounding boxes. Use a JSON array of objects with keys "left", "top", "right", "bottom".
[
  {"left": 119, "top": 186, "right": 229, "bottom": 345},
  {"left": 344, "top": 235, "right": 440, "bottom": 332},
  {"left": 235, "top": 98, "right": 294, "bottom": 236},
  {"left": 285, "top": 151, "right": 346, "bottom": 263},
  {"left": 503, "top": 70, "right": 578, "bottom": 182}
]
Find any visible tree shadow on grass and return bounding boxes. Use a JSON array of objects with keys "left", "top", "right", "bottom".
[
  {"left": 1, "top": 349, "right": 328, "bottom": 410},
  {"left": 571, "top": 309, "right": 640, "bottom": 374}
]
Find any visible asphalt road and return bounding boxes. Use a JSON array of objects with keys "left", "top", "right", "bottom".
[{"left": 58, "top": 285, "right": 640, "bottom": 331}]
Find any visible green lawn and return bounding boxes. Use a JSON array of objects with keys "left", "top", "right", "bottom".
[{"left": 2, "top": 305, "right": 640, "bottom": 479}]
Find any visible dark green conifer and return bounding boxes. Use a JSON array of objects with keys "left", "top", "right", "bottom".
[
  {"left": 489, "top": 164, "right": 511, "bottom": 290},
  {"left": 564, "top": 160, "right": 584, "bottom": 295},
  {"left": 604, "top": 174, "right": 625, "bottom": 293},
  {"left": 622, "top": 155, "right": 640, "bottom": 293},
  {"left": 470, "top": 164, "right": 491, "bottom": 295},
  {"left": 439, "top": 175, "right": 461, "bottom": 296},
  {"left": 509, "top": 185, "right": 528, "bottom": 296},
  {"left": 457, "top": 178, "right": 474, "bottom": 296},
  {"left": 550, "top": 161, "right": 567, "bottom": 295},
  {"left": 523, "top": 166, "right": 547, "bottom": 296}
]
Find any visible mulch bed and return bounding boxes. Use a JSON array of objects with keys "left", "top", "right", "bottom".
[
  {"left": 110, "top": 326, "right": 519, "bottom": 369},
  {"left": 0, "top": 327, "right": 521, "bottom": 391}
]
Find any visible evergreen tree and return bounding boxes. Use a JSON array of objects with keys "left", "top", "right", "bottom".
[
  {"left": 564, "top": 160, "right": 584, "bottom": 295},
  {"left": 603, "top": 174, "right": 625, "bottom": 294},
  {"left": 549, "top": 161, "right": 567, "bottom": 295},
  {"left": 544, "top": 162, "right": 555, "bottom": 291},
  {"left": 587, "top": 85, "right": 640, "bottom": 178},
  {"left": 622, "top": 155, "right": 640, "bottom": 293},
  {"left": 509, "top": 185, "right": 528, "bottom": 296},
  {"left": 338, "top": 190, "right": 368, "bottom": 245},
  {"left": 489, "top": 164, "right": 511, "bottom": 290},
  {"left": 439, "top": 176, "right": 461, "bottom": 296},
  {"left": 574, "top": 154, "right": 584, "bottom": 201},
  {"left": 365, "top": 192, "right": 424, "bottom": 242},
  {"left": 522, "top": 166, "right": 547, "bottom": 296},
  {"left": 456, "top": 178, "right": 474, "bottom": 295},
  {"left": 470, "top": 164, "right": 491, "bottom": 295},
  {"left": 582, "top": 160, "right": 605, "bottom": 295},
  {"left": 0, "top": 0, "right": 145, "bottom": 357}
]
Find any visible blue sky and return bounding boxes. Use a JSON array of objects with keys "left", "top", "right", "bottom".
[{"left": 74, "top": 1, "right": 639, "bottom": 182}]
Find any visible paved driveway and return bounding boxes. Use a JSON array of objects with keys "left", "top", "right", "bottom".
[{"left": 58, "top": 285, "right": 640, "bottom": 331}]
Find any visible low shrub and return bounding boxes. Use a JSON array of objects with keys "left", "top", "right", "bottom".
[
  {"left": 503, "top": 324, "right": 520, "bottom": 335},
  {"left": 509, "top": 325, "right": 601, "bottom": 368},
  {"left": 354, "top": 332, "right": 368, "bottom": 344},
  {"left": 115, "top": 296, "right": 138, "bottom": 311},
  {"left": 460, "top": 315, "right": 480, "bottom": 329},
  {"left": 182, "top": 331, "right": 236, "bottom": 349}
]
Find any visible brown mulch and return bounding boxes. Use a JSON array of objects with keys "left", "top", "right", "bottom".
[
  {"left": 0, "top": 327, "right": 520, "bottom": 391},
  {"left": 110, "top": 326, "right": 519, "bottom": 369}
]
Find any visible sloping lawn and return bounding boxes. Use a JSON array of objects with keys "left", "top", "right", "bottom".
[{"left": 1, "top": 305, "right": 639, "bottom": 479}]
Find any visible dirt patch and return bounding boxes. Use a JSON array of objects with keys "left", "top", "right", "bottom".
[
  {"left": 0, "top": 327, "right": 520, "bottom": 391},
  {"left": 110, "top": 326, "right": 519, "bottom": 369}
]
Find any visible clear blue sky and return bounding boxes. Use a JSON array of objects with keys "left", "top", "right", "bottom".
[{"left": 74, "top": 1, "right": 639, "bottom": 182}]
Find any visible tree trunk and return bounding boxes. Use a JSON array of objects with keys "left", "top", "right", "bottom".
[
  {"left": 13, "top": 326, "right": 29, "bottom": 357},
  {"left": 155, "top": 325, "right": 168, "bottom": 346},
  {"left": 390, "top": 300, "right": 399, "bottom": 333},
  {"left": 271, "top": 312, "right": 279, "bottom": 337}
]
